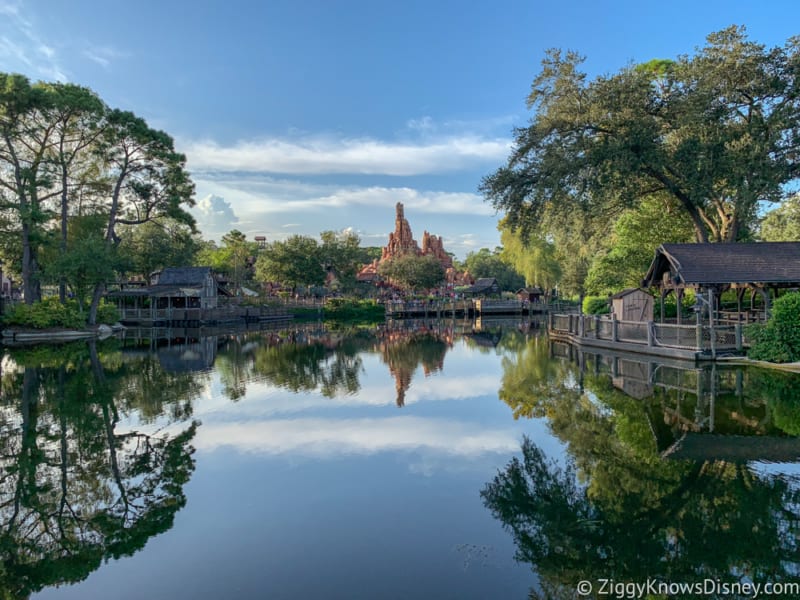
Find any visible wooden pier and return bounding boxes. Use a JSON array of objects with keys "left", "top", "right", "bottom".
[
  {"left": 548, "top": 312, "right": 746, "bottom": 361},
  {"left": 117, "top": 304, "right": 292, "bottom": 327},
  {"left": 384, "top": 299, "right": 557, "bottom": 319}
]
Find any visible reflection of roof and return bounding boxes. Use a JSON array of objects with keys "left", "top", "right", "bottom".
[
  {"left": 158, "top": 266, "right": 212, "bottom": 286},
  {"left": 662, "top": 432, "right": 800, "bottom": 462}
]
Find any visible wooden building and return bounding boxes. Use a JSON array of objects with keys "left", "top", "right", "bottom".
[
  {"left": 610, "top": 288, "right": 653, "bottom": 322},
  {"left": 516, "top": 286, "right": 544, "bottom": 303},
  {"left": 642, "top": 242, "right": 800, "bottom": 323},
  {"left": 464, "top": 278, "right": 501, "bottom": 297}
]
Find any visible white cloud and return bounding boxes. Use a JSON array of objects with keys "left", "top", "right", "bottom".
[
  {"left": 193, "top": 174, "right": 494, "bottom": 217},
  {"left": 192, "top": 194, "right": 239, "bottom": 236},
  {"left": 82, "top": 44, "right": 128, "bottom": 69},
  {"left": 184, "top": 133, "right": 511, "bottom": 176}
]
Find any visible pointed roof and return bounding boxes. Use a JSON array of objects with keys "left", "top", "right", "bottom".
[{"left": 643, "top": 242, "right": 800, "bottom": 287}]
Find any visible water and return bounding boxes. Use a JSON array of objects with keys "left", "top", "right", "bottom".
[{"left": 1, "top": 320, "right": 799, "bottom": 599}]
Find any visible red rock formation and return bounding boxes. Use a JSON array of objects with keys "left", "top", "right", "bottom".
[{"left": 357, "top": 202, "right": 472, "bottom": 286}]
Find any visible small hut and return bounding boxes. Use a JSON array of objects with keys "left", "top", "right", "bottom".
[
  {"left": 516, "top": 286, "right": 544, "bottom": 303},
  {"left": 610, "top": 288, "right": 653, "bottom": 322},
  {"left": 464, "top": 278, "right": 501, "bottom": 297}
]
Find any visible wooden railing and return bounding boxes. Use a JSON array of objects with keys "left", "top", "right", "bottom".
[{"left": 550, "top": 313, "right": 744, "bottom": 356}]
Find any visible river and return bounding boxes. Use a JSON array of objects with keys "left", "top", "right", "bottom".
[{"left": 1, "top": 319, "right": 798, "bottom": 599}]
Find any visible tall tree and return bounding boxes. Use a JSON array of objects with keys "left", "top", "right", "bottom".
[
  {"left": 759, "top": 193, "right": 800, "bottom": 241},
  {"left": 482, "top": 27, "right": 800, "bottom": 244},
  {"left": 254, "top": 235, "right": 324, "bottom": 293},
  {"left": 377, "top": 254, "right": 445, "bottom": 292},
  {"left": 87, "top": 109, "right": 195, "bottom": 324},
  {"left": 319, "top": 229, "right": 363, "bottom": 290},
  {"left": 499, "top": 220, "right": 561, "bottom": 297},
  {"left": 462, "top": 247, "right": 525, "bottom": 291}
]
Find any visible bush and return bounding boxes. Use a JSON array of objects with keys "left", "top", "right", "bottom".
[
  {"left": 4, "top": 297, "right": 86, "bottom": 329},
  {"left": 96, "top": 300, "right": 120, "bottom": 325},
  {"left": 746, "top": 292, "right": 800, "bottom": 363},
  {"left": 583, "top": 296, "right": 610, "bottom": 315}
]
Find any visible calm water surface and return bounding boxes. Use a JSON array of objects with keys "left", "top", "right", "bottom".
[{"left": 1, "top": 319, "right": 798, "bottom": 599}]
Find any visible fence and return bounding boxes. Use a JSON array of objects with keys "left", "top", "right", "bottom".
[{"left": 550, "top": 313, "right": 744, "bottom": 356}]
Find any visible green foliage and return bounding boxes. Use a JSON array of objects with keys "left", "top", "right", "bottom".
[
  {"left": 585, "top": 196, "right": 695, "bottom": 295},
  {"left": 2, "top": 297, "right": 119, "bottom": 329},
  {"left": 118, "top": 219, "right": 200, "bottom": 279},
  {"left": 483, "top": 27, "right": 800, "bottom": 244},
  {"left": 4, "top": 297, "right": 86, "bottom": 329},
  {"left": 255, "top": 235, "right": 324, "bottom": 290},
  {"left": 759, "top": 193, "right": 800, "bottom": 241},
  {"left": 582, "top": 296, "right": 610, "bottom": 314},
  {"left": 320, "top": 230, "right": 363, "bottom": 291},
  {"left": 498, "top": 220, "right": 561, "bottom": 291},
  {"left": 377, "top": 254, "right": 445, "bottom": 291},
  {"left": 462, "top": 247, "right": 525, "bottom": 291},
  {"left": 324, "top": 299, "right": 384, "bottom": 322},
  {"left": 747, "top": 293, "right": 800, "bottom": 363}
]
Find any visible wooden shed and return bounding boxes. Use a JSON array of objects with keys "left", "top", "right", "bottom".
[
  {"left": 610, "top": 288, "right": 653, "bottom": 322},
  {"left": 464, "top": 277, "right": 501, "bottom": 297},
  {"left": 516, "top": 286, "right": 544, "bottom": 303}
]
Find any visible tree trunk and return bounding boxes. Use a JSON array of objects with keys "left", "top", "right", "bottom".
[{"left": 87, "top": 283, "right": 104, "bottom": 326}]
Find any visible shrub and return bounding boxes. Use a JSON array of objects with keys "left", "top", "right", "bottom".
[
  {"left": 4, "top": 297, "right": 86, "bottom": 330},
  {"left": 583, "top": 296, "right": 610, "bottom": 315},
  {"left": 746, "top": 292, "right": 800, "bottom": 363},
  {"left": 96, "top": 300, "right": 120, "bottom": 325}
]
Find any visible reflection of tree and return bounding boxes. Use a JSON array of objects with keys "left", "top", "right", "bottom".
[
  {"left": 0, "top": 341, "right": 199, "bottom": 599},
  {"left": 252, "top": 330, "right": 372, "bottom": 398},
  {"left": 488, "top": 340, "right": 800, "bottom": 597}
]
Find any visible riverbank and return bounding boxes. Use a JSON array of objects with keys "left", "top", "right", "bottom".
[{"left": 1, "top": 323, "right": 124, "bottom": 344}]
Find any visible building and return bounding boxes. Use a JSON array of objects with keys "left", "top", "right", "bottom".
[{"left": 610, "top": 288, "right": 653, "bottom": 322}]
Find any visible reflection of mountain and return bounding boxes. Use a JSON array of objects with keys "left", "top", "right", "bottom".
[
  {"left": 0, "top": 341, "right": 200, "bottom": 599},
  {"left": 377, "top": 325, "right": 452, "bottom": 406},
  {"left": 489, "top": 336, "right": 800, "bottom": 597}
]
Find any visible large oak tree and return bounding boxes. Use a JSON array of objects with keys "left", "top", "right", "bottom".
[{"left": 482, "top": 27, "right": 800, "bottom": 244}]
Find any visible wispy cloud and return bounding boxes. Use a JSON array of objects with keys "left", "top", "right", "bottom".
[
  {"left": 0, "top": 2, "right": 68, "bottom": 81},
  {"left": 82, "top": 44, "right": 128, "bottom": 69},
  {"left": 184, "top": 133, "right": 511, "bottom": 176}
]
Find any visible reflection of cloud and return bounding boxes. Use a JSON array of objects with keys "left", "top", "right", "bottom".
[
  {"left": 185, "top": 133, "right": 510, "bottom": 176},
  {"left": 193, "top": 416, "right": 520, "bottom": 457}
]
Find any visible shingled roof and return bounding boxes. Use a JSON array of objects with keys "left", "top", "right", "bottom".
[
  {"left": 643, "top": 242, "right": 800, "bottom": 287},
  {"left": 156, "top": 267, "right": 213, "bottom": 287}
]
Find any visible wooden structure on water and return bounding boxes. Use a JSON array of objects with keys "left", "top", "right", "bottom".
[
  {"left": 642, "top": 242, "right": 800, "bottom": 323},
  {"left": 384, "top": 299, "right": 561, "bottom": 319},
  {"left": 548, "top": 312, "right": 745, "bottom": 361}
]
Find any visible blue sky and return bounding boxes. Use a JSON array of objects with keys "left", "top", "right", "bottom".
[{"left": 1, "top": 0, "right": 799, "bottom": 257}]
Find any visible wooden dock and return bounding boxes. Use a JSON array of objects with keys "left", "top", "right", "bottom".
[
  {"left": 384, "top": 299, "right": 557, "bottom": 319},
  {"left": 117, "top": 305, "right": 292, "bottom": 327},
  {"left": 548, "top": 313, "right": 746, "bottom": 361}
]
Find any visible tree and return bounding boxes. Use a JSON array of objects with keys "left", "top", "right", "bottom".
[
  {"left": 377, "top": 254, "right": 445, "bottom": 292},
  {"left": 118, "top": 218, "right": 200, "bottom": 280},
  {"left": 462, "top": 247, "right": 525, "bottom": 291},
  {"left": 482, "top": 27, "right": 800, "bottom": 244},
  {"left": 498, "top": 220, "right": 560, "bottom": 297},
  {"left": 87, "top": 109, "right": 195, "bottom": 324},
  {"left": 254, "top": 235, "right": 324, "bottom": 293},
  {"left": 320, "top": 230, "right": 363, "bottom": 290},
  {"left": 585, "top": 195, "right": 695, "bottom": 294},
  {"left": 759, "top": 193, "right": 800, "bottom": 241}
]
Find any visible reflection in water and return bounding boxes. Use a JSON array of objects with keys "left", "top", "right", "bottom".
[
  {"left": 0, "top": 341, "right": 199, "bottom": 600},
  {"left": 485, "top": 336, "right": 800, "bottom": 598}
]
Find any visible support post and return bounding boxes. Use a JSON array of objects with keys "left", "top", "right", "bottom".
[
  {"left": 735, "top": 323, "right": 743, "bottom": 351},
  {"left": 647, "top": 321, "right": 654, "bottom": 347},
  {"left": 611, "top": 314, "right": 618, "bottom": 342}
]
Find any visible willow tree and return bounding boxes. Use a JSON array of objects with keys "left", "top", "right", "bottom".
[{"left": 482, "top": 27, "right": 800, "bottom": 244}]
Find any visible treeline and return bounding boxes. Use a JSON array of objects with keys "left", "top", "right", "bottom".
[
  {"left": 480, "top": 26, "right": 800, "bottom": 300},
  {"left": 0, "top": 73, "right": 194, "bottom": 323}
]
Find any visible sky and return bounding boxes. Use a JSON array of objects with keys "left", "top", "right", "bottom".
[{"left": 1, "top": 1, "right": 799, "bottom": 258}]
